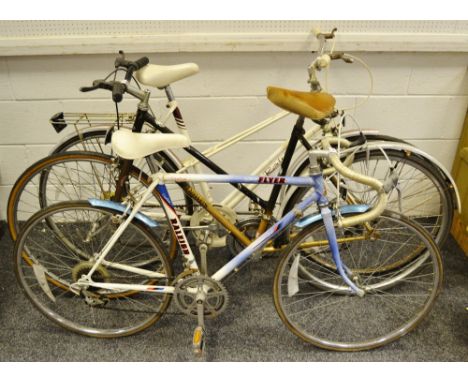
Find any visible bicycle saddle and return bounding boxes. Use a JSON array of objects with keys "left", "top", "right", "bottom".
[
  {"left": 112, "top": 129, "right": 190, "bottom": 160},
  {"left": 267, "top": 86, "right": 335, "bottom": 120},
  {"left": 136, "top": 63, "right": 199, "bottom": 89}
]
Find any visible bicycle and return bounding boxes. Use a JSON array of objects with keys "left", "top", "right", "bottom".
[
  {"left": 7, "top": 30, "right": 458, "bottom": 255},
  {"left": 14, "top": 84, "right": 443, "bottom": 355}
]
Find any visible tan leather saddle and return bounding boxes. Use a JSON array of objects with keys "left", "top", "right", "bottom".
[{"left": 267, "top": 86, "right": 336, "bottom": 120}]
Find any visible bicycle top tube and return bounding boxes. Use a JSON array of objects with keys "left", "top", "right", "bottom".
[{"left": 154, "top": 172, "right": 317, "bottom": 188}]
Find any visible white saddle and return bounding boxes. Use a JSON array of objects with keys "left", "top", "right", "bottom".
[
  {"left": 136, "top": 63, "right": 199, "bottom": 89},
  {"left": 112, "top": 130, "right": 190, "bottom": 160}
]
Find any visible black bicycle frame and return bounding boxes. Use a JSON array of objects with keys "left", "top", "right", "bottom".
[{"left": 141, "top": 110, "right": 309, "bottom": 214}]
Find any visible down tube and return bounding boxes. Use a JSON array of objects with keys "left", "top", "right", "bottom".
[{"left": 212, "top": 191, "right": 320, "bottom": 282}]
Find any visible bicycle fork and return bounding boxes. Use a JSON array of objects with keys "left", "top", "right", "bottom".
[{"left": 320, "top": 204, "right": 365, "bottom": 297}]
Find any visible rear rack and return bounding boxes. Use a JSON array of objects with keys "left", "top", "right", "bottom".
[{"left": 50, "top": 112, "right": 136, "bottom": 133}]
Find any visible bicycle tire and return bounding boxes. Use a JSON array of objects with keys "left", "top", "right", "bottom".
[
  {"left": 14, "top": 201, "right": 173, "bottom": 338},
  {"left": 7, "top": 152, "right": 177, "bottom": 260},
  {"left": 283, "top": 148, "right": 454, "bottom": 247},
  {"left": 273, "top": 210, "right": 443, "bottom": 351}
]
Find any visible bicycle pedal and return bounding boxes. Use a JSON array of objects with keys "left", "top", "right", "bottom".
[{"left": 192, "top": 326, "right": 205, "bottom": 355}]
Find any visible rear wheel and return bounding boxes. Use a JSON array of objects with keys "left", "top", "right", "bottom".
[
  {"left": 14, "top": 201, "right": 173, "bottom": 338},
  {"left": 51, "top": 128, "right": 194, "bottom": 216},
  {"left": 7, "top": 152, "right": 177, "bottom": 259},
  {"left": 283, "top": 148, "right": 454, "bottom": 247}
]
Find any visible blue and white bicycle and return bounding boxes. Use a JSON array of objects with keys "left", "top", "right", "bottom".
[{"left": 14, "top": 85, "right": 443, "bottom": 354}]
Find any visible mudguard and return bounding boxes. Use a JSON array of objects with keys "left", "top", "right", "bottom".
[
  {"left": 88, "top": 198, "right": 158, "bottom": 228},
  {"left": 295, "top": 204, "right": 370, "bottom": 229},
  {"left": 285, "top": 140, "right": 461, "bottom": 213}
]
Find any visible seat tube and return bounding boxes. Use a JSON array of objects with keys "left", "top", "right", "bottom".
[
  {"left": 164, "top": 85, "right": 214, "bottom": 203},
  {"left": 265, "top": 116, "right": 305, "bottom": 213}
]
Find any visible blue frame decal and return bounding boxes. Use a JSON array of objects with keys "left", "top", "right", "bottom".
[{"left": 156, "top": 184, "right": 174, "bottom": 208}]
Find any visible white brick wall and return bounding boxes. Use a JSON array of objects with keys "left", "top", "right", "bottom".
[{"left": 0, "top": 51, "right": 467, "bottom": 219}]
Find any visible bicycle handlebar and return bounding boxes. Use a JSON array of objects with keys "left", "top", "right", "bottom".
[
  {"left": 80, "top": 51, "right": 149, "bottom": 103},
  {"left": 80, "top": 79, "right": 146, "bottom": 101},
  {"left": 320, "top": 135, "right": 388, "bottom": 227},
  {"left": 308, "top": 28, "right": 354, "bottom": 91}
]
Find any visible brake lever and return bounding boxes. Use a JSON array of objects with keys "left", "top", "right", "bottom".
[
  {"left": 79, "top": 80, "right": 113, "bottom": 92},
  {"left": 317, "top": 27, "right": 337, "bottom": 40},
  {"left": 79, "top": 85, "right": 99, "bottom": 92}
]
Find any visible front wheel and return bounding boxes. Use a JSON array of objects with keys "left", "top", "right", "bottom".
[{"left": 273, "top": 211, "right": 443, "bottom": 351}]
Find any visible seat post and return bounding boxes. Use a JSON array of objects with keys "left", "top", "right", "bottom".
[
  {"left": 164, "top": 85, "right": 189, "bottom": 136},
  {"left": 164, "top": 86, "right": 215, "bottom": 204},
  {"left": 164, "top": 85, "right": 176, "bottom": 102}
]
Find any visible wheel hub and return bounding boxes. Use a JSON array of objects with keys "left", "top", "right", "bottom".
[{"left": 71, "top": 261, "right": 110, "bottom": 285}]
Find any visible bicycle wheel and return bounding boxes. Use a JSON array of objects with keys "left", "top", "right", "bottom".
[
  {"left": 7, "top": 152, "right": 177, "bottom": 259},
  {"left": 14, "top": 201, "right": 173, "bottom": 338},
  {"left": 53, "top": 128, "right": 114, "bottom": 155},
  {"left": 283, "top": 148, "right": 454, "bottom": 247},
  {"left": 51, "top": 128, "right": 194, "bottom": 216},
  {"left": 273, "top": 210, "right": 443, "bottom": 351}
]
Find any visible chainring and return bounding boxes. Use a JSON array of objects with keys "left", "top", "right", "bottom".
[{"left": 173, "top": 274, "right": 229, "bottom": 318}]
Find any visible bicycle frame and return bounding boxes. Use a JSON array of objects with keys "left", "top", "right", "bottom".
[
  {"left": 78, "top": 171, "right": 362, "bottom": 295},
  {"left": 146, "top": 93, "right": 326, "bottom": 212}
]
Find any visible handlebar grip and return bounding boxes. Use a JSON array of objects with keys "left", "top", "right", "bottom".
[
  {"left": 132, "top": 56, "right": 149, "bottom": 70},
  {"left": 112, "top": 82, "right": 126, "bottom": 103}
]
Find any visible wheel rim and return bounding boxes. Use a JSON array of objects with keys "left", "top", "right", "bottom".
[
  {"left": 8, "top": 153, "right": 175, "bottom": 258},
  {"left": 274, "top": 212, "right": 442, "bottom": 351},
  {"left": 15, "top": 202, "right": 173, "bottom": 337}
]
